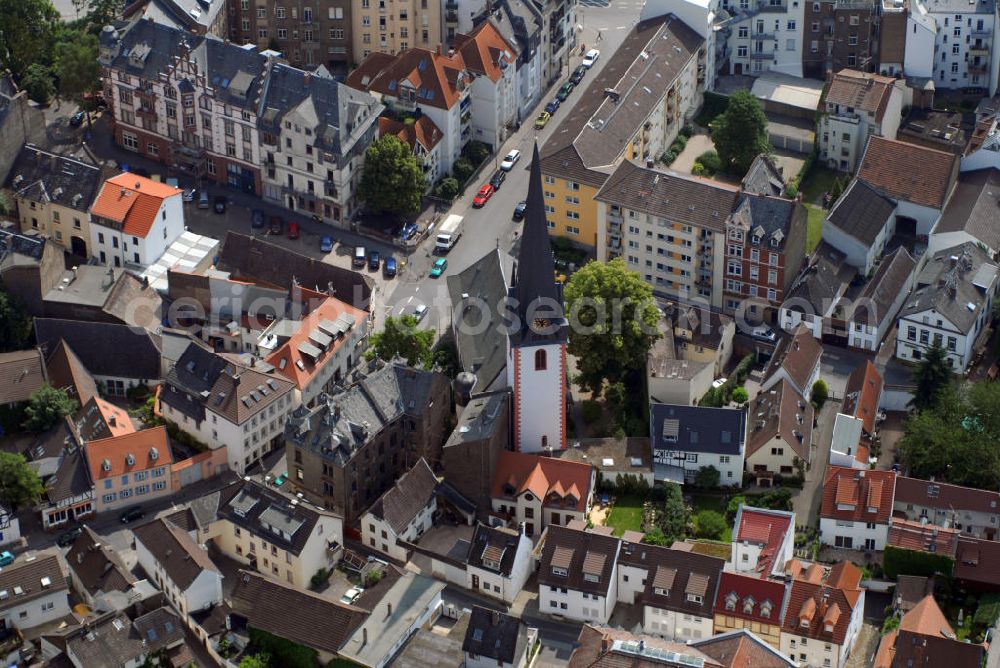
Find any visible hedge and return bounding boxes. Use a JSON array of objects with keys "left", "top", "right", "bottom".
[
  {"left": 882, "top": 545, "right": 955, "bottom": 580},
  {"left": 248, "top": 627, "right": 318, "bottom": 668}
]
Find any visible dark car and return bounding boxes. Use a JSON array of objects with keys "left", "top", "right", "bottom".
[
  {"left": 513, "top": 200, "right": 527, "bottom": 221},
  {"left": 69, "top": 111, "right": 86, "bottom": 127},
  {"left": 120, "top": 507, "right": 145, "bottom": 524},
  {"left": 400, "top": 222, "right": 417, "bottom": 240},
  {"left": 570, "top": 65, "right": 587, "bottom": 85},
  {"left": 251, "top": 209, "right": 266, "bottom": 228},
  {"left": 368, "top": 251, "right": 380, "bottom": 271},
  {"left": 268, "top": 216, "right": 284, "bottom": 235},
  {"left": 384, "top": 256, "right": 397, "bottom": 278},
  {"left": 545, "top": 99, "right": 561, "bottom": 114},
  {"left": 287, "top": 221, "right": 300, "bottom": 240},
  {"left": 489, "top": 170, "right": 506, "bottom": 190},
  {"left": 56, "top": 526, "right": 83, "bottom": 547},
  {"left": 213, "top": 195, "right": 227, "bottom": 214},
  {"left": 556, "top": 81, "right": 575, "bottom": 102}
]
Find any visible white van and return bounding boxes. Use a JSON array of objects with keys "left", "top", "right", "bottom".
[{"left": 353, "top": 246, "right": 366, "bottom": 268}]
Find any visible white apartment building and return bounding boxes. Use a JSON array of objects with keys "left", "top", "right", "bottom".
[
  {"left": 0, "top": 553, "right": 72, "bottom": 631},
  {"left": 819, "top": 69, "right": 904, "bottom": 172},
  {"left": 905, "top": 0, "right": 1000, "bottom": 95},
  {"left": 537, "top": 526, "right": 620, "bottom": 624},
  {"left": 454, "top": 21, "right": 519, "bottom": 150},
  {"left": 723, "top": 0, "right": 805, "bottom": 77}
]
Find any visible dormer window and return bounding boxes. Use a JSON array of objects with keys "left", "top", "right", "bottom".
[
  {"left": 725, "top": 592, "right": 738, "bottom": 611},
  {"left": 742, "top": 596, "right": 756, "bottom": 614},
  {"left": 761, "top": 600, "right": 773, "bottom": 618},
  {"left": 752, "top": 235, "right": 761, "bottom": 245},
  {"left": 687, "top": 594, "right": 703, "bottom": 604},
  {"left": 654, "top": 587, "right": 669, "bottom": 596},
  {"left": 824, "top": 622, "right": 834, "bottom": 633},
  {"left": 584, "top": 573, "right": 600, "bottom": 583},
  {"left": 552, "top": 566, "right": 568, "bottom": 577},
  {"left": 125, "top": 453, "right": 135, "bottom": 466},
  {"left": 800, "top": 618, "right": 810, "bottom": 629}
]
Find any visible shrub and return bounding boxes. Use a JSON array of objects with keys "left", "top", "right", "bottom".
[
  {"left": 462, "top": 140, "right": 490, "bottom": 166},
  {"left": 453, "top": 157, "right": 475, "bottom": 183},
  {"left": 642, "top": 526, "right": 669, "bottom": 545},
  {"left": 974, "top": 594, "right": 1000, "bottom": 627},
  {"left": 691, "top": 162, "right": 706, "bottom": 176},
  {"left": 811, "top": 379, "right": 829, "bottom": 409},
  {"left": 581, "top": 400, "right": 602, "bottom": 425},
  {"left": 364, "top": 569, "right": 382, "bottom": 586},
  {"left": 785, "top": 181, "right": 799, "bottom": 198},
  {"left": 731, "top": 387, "right": 749, "bottom": 405},
  {"left": 882, "top": 616, "right": 901, "bottom": 635},
  {"left": 693, "top": 510, "right": 727, "bottom": 540},
  {"left": 697, "top": 150, "right": 721, "bottom": 174},
  {"left": 883, "top": 545, "right": 955, "bottom": 579},
  {"left": 433, "top": 177, "right": 460, "bottom": 201}
]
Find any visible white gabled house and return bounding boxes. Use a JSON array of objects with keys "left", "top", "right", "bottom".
[
  {"left": 361, "top": 458, "right": 439, "bottom": 562},
  {"left": 465, "top": 523, "right": 533, "bottom": 605},
  {"left": 133, "top": 518, "right": 223, "bottom": 616}
]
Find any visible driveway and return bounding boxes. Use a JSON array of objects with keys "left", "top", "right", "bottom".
[
  {"left": 671, "top": 133, "right": 715, "bottom": 174},
  {"left": 791, "top": 398, "right": 840, "bottom": 529}
]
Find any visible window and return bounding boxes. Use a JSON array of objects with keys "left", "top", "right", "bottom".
[{"left": 535, "top": 349, "right": 547, "bottom": 370}]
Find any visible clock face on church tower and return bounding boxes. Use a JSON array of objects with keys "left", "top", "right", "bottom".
[{"left": 533, "top": 318, "right": 551, "bottom": 330}]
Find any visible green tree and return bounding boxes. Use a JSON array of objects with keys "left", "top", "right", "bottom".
[
  {"left": 364, "top": 315, "right": 435, "bottom": 367},
  {"left": 656, "top": 483, "right": 689, "bottom": 544},
  {"left": 811, "top": 379, "right": 829, "bottom": 409},
  {"left": 829, "top": 177, "right": 845, "bottom": 207},
  {"left": 358, "top": 135, "right": 425, "bottom": 215},
  {"left": 731, "top": 386, "right": 749, "bottom": 405},
  {"left": 452, "top": 157, "right": 475, "bottom": 183},
  {"left": 694, "top": 465, "right": 720, "bottom": 489},
  {"left": 0, "top": 0, "right": 59, "bottom": 79},
  {"left": 642, "top": 526, "right": 669, "bottom": 545},
  {"left": 433, "top": 177, "right": 460, "bottom": 201},
  {"left": 82, "top": 0, "right": 123, "bottom": 27},
  {"left": 238, "top": 653, "right": 271, "bottom": 668},
  {"left": 564, "top": 258, "right": 661, "bottom": 395},
  {"left": 909, "top": 341, "right": 952, "bottom": 411},
  {"left": 23, "top": 385, "right": 78, "bottom": 433},
  {"left": 0, "top": 452, "right": 44, "bottom": 511},
  {"left": 21, "top": 64, "right": 56, "bottom": 105},
  {"left": 726, "top": 495, "right": 747, "bottom": 521},
  {"left": 0, "top": 286, "right": 32, "bottom": 352},
  {"left": 431, "top": 339, "right": 460, "bottom": 378},
  {"left": 55, "top": 31, "right": 100, "bottom": 103},
  {"left": 693, "top": 509, "right": 727, "bottom": 539},
  {"left": 710, "top": 90, "right": 771, "bottom": 176}
]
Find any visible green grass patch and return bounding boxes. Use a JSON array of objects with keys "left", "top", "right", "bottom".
[
  {"left": 688, "top": 540, "right": 731, "bottom": 560},
  {"left": 799, "top": 166, "right": 840, "bottom": 205},
  {"left": 606, "top": 495, "right": 645, "bottom": 536},
  {"left": 806, "top": 205, "right": 824, "bottom": 253}
]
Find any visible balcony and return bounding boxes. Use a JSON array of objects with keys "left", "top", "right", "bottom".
[
  {"left": 834, "top": 0, "right": 870, "bottom": 9},
  {"left": 751, "top": 50, "right": 775, "bottom": 59},
  {"left": 968, "top": 61, "right": 990, "bottom": 74},
  {"left": 751, "top": 31, "right": 774, "bottom": 40},
  {"left": 969, "top": 46, "right": 990, "bottom": 58},
  {"left": 445, "top": 10, "right": 458, "bottom": 21},
  {"left": 971, "top": 27, "right": 992, "bottom": 37}
]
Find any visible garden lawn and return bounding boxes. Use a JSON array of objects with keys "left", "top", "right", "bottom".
[
  {"left": 606, "top": 496, "right": 645, "bottom": 536},
  {"left": 800, "top": 165, "right": 840, "bottom": 205},
  {"left": 806, "top": 205, "right": 824, "bottom": 253},
  {"left": 689, "top": 494, "right": 732, "bottom": 541}
]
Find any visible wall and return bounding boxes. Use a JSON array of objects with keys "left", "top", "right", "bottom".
[
  {"left": 822, "top": 212, "right": 889, "bottom": 275},
  {"left": 543, "top": 176, "right": 600, "bottom": 249},
  {"left": 904, "top": 13, "right": 936, "bottom": 79},
  {"left": 779, "top": 631, "right": 845, "bottom": 668},
  {"left": 94, "top": 464, "right": 173, "bottom": 514},
  {"left": 819, "top": 516, "right": 889, "bottom": 550},
  {"left": 539, "top": 578, "right": 617, "bottom": 624},
  {"left": 135, "top": 537, "right": 223, "bottom": 616},
  {"left": 509, "top": 342, "right": 566, "bottom": 453},
  {"left": 746, "top": 435, "right": 801, "bottom": 476},
  {"left": 0, "top": 513, "right": 21, "bottom": 547},
  {"left": 648, "top": 361, "right": 713, "bottom": 406},
  {"left": 643, "top": 606, "right": 713, "bottom": 642},
  {"left": 362, "top": 512, "right": 412, "bottom": 562},
  {"left": 713, "top": 613, "right": 781, "bottom": 648},
  {"left": 300, "top": 320, "right": 369, "bottom": 407},
  {"left": 0, "top": 589, "right": 71, "bottom": 630}
]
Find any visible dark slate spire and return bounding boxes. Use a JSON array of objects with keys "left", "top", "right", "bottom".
[{"left": 509, "top": 143, "right": 566, "bottom": 344}]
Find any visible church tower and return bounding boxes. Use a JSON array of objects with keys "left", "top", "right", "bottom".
[{"left": 506, "top": 145, "right": 568, "bottom": 453}]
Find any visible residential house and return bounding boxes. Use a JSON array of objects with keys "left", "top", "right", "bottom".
[
  {"left": 721, "top": 0, "right": 805, "bottom": 78},
  {"left": 892, "top": 476, "right": 1000, "bottom": 540},
  {"left": 691, "top": 629, "right": 799, "bottom": 667},
  {"left": 649, "top": 403, "right": 747, "bottom": 485},
  {"left": 225, "top": 0, "right": 351, "bottom": 70},
  {"left": 821, "top": 179, "right": 900, "bottom": 276},
  {"left": 713, "top": 572, "right": 786, "bottom": 649},
  {"left": 730, "top": 505, "right": 796, "bottom": 580},
  {"left": 258, "top": 64, "right": 383, "bottom": 227},
  {"left": 98, "top": 20, "right": 267, "bottom": 193},
  {"left": 489, "top": 451, "right": 595, "bottom": 537},
  {"left": 929, "top": 168, "right": 1000, "bottom": 256},
  {"left": 469, "top": 0, "right": 544, "bottom": 118},
  {"left": 207, "top": 478, "right": 344, "bottom": 589},
  {"left": 896, "top": 109, "right": 968, "bottom": 156},
  {"left": 745, "top": 379, "right": 813, "bottom": 483},
  {"left": 86, "top": 426, "right": 175, "bottom": 514},
  {"left": 44, "top": 340, "right": 99, "bottom": 410},
  {"left": 0, "top": 73, "right": 46, "bottom": 187},
  {"left": 0, "top": 349, "right": 46, "bottom": 409},
  {"left": 550, "top": 437, "right": 654, "bottom": 487},
  {"left": 537, "top": 524, "right": 620, "bottom": 624},
  {"left": 544, "top": 15, "right": 706, "bottom": 250},
  {"left": 954, "top": 536, "right": 1000, "bottom": 590},
  {"left": 283, "top": 361, "right": 451, "bottom": 522},
  {"left": 33, "top": 420, "right": 95, "bottom": 529},
  {"left": 88, "top": 172, "right": 184, "bottom": 269},
  {"left": 568, "top": 626, "right": 724, "bottom": 668},
  {"left": 379, "top": 116, "right": 445, "bottom": 185},
  {"left": 760, "top": 324, "right": 823, "bottom": 399},
  {"left": 77, "top": 396, "right": 137, "bottom": 442},
  {"left": 802, "top": 1, "right": 878, "bottom": 79},
  {"left": 847, "top": 248, "right": 916, "bottom": 352},
  {"left": 779, "top": 243, "right": 854, "bottom": 339},
  {"left": 349, "top": 0, "right": 441, "bottom": 60},
  {"left": 818, "top": 70, "right": 904, "bottom": 173},
  {"left": 453, "top": 21, "right": 518, "bottom": 149},
  {"left": 894, "top": 242, "right": 998, "bottom": 371},
  {"left": 463, "top": 606, "right": 531, "bottom": 668},
  {"left": 465, "top": 523, "right": 533, "bottom": 604},
  {"left": 31, "top": 264, "right": 163, "bottom": 332},
  {"left": 0, "top": 552, "right": 71, "bottom": 630},
  {"left": 819, "top": 467, "right": 896, "bottom": 551},
  {"left": 5, "top": 145, "right": 108, "bottom": 258},
  {"left": 0, "top": 229, "right": 62, "bottom": 316},
  {"left": 874, "top": 594, "right": 986, "bottom": 668},
  {"left": 670, "top": 305, "right": 735, "bottom": 377},
  {"left": 347, "top": 48, "right": 471, "bottom": 175},
  {"left": 124, "top": 0, "right": 228, "bottom": 37},
  {"left": 902, "top": 0, "right": 1000, "bottom": 96},
  {"left": 648, "top": 334, "right": 713, "bottom": 405},
  {"left": 596, "top": 161, "right": 740, "bottom": 308},
  {"left": 835, "top": 360, "right": 883, "bottom": 465},
  {"left": 779, "top": 562, "right": 866, "bottom": 668},
  {"left": 158, "top": 341, "right": 297, "bottom": 474},
  {"left": 133, "top": 518, "right": 223, "bottom": 616},
  {"left": 63, "top": 612, "right": 148, "bottom": 667},
  {"left": 64, "top": 526, "right": 136, "bottom": 607},
  {"left": 361, "top": 458, "right": 439, "bottom": 561},
  {"left": 886, "top": 518, "right": 960, "bottom": 559},
  {"left": 263, "top": 295, "right": 371, "bottom": 408}
]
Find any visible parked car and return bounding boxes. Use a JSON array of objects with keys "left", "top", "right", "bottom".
[
  {"left": 582, "top": 48, "right": 601, "bottom": 68},
  {"left": 368, "top": 250, "right": 380, "bottom": 271},
  {"left": 430, "top": 258, "right": 448, "bottom": 278},
  {"left": 120, "top": 507, "right": 145, "bottom": 524},
  {"left": 251, "top": 209, "right": 266, "bottom": 228},
  {"left": 287, "top": 221, "right": 300, "bottom": 239},
  {"left": 556, "top": 82, "right": 575, "bottom": 101},
  {"left": 320, "top": 235, "right": 334, "bottom": 253},
  {"left": 213, "top": 195, "right": 227, "bottom": 213},
  {"left": 340, "top": 587, "right": 364, "bottom": 604},
  {"left": 353, "top": 246, "right": 366, "bottom": 267},
  {"left": 400, "top": 221, "right": 418, "bottom": 240},
  {"left": 69, "top": 111, "right": 86, "bottom": 127},
  {"left": 384, "top": 256, "right": 397, "bottom": 277},
  {"left": 534, "top": 111, "right": 552, "bottom": 129},
  {"left": 413, "top": 303, "right": 428, "bottom": 321},
  {"left": 57, "top": 526, "right": 84, "bottom": 547},
  {"left": 274, "top": 472, "right": 288, "bottom": 486},
  {"left": 570, "top": 65, "right": 588, "bottom": 85},
  {"left": 750, "top": 325, "right": 777, "bottom": 343},
  {"left": 473, "top": 184, "right": 495, "bottom": 207},
  {"left": 0, "top": 551, "right": 13, "bottom": 567},
  {"left": 268, "top": 216, "right": 284, "bottom": 235},
  {"left": 182, "top": 188, "right": 196, "bottom": 203},
  {"left": 545, "top": 99, "right": 561, "bottom": 114},
  {"left": 499, "top": 149, "right": 521, "bottom": 171},
  {"left": 513, "top": 200, "right": 527, "bottom": 221},
  {"left": 489, "top": 170, "right": 506, "bottom": 190},
  {"left": 198, "top": 190, "right": 210, "bottom": 209}
]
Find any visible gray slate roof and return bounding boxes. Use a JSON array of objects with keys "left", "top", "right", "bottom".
[
  {"left": 741, "top": 155, "right": 787, "bottom": 197},
  {"left": 0, "top": 229, "right": 46, "bottom": 270},
  {"left": 466, "top": 524, "right": 524, "bottom": 577},
  {"left": 900, "top": 242, "right": 998, "bottom": 332},
  {"left": 446, "top": 248, "right": 509, "bottom": 392},
  {"left": 650, "top": 404, "right": 746, "bottom": 456},
  {"left": 34, "top": 319, "right": 162, "bottom": 381},
  {"left": 934, "top": 168, "right": 1000, "bottom": 251},
  {"left": 66, "top": 613, "right": 145, "bottom": 667},
  {"left": 6, "top": 146, "right": 105, "bottom": 214},
  {"left": 731, "top": 194, "right": 800, "bottom": 252},
  {"left": 783, "top": 242, "right": 855, "bottom": 314},
  {"left": 826, "top": 179, "right": 896, "bottom": 244},
  {"left": 462, "top": 606, "right": 527, "bottom": 665},
  {"left": 131, "top": 607, "right": 185, "bottom": 652},
  {"left": 367, "top": 458, "right": 438, "bottom": 533},
  {"left": 216, "top": 479, "right": 330, "bottom": 557},
  {"left": 853, "top": 247, "right": 916, "bottom": 326},
  {"left": 476, "top": 0, "right": 542, "bottom": 65},
  {"left": 0, "top": 552, "right": 68, "bottom": 612}
]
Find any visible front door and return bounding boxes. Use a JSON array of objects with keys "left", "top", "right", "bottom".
[{"left": 471, "top": 574, "right": 479, "bottom": 590}]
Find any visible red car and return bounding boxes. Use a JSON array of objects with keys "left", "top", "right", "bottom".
[
  {"left": 473, "top": 184, "right": 495, "bottom": 208},
  {"left": 287, "top": 221, "right": 300, "bottom": 240}
]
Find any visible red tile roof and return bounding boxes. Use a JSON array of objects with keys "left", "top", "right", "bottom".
[
  {"left": 955, "top": 536, "right": 1000, "bottom": 587},
  {"left": 378, "top": 116, "right": 443, "bottom": 152},
  {"left": 735, "top": 507, "right": 793, "bottom": 576},
  {"left": 858, "top": 136, "right": 958, "bottom": 209},
  {"left": 894, "top": 476, "right": 1000, "bottom": 515},
  {"left": 492, "top": 451, "right": 593, "bottom": 513},
  {"left": 453, "top": 21, "right": 516, "bottom": 83},
  {"left": 842, "top": 361, "right": 882, "bottom": 435},
  {"left": 899, "top": 595, "right": 952, "bottom": 636},
  {"left": 347, "top": 47, "right": 468, "bottom": 110},
  {"left": 714, "top": 572, "right": 787, "bottom": 625},
  {"left": 887, "top": 519, "right": 959, "bottom": 557},
  {"left": 826, "top": 69, "right": 898, "bottom": 123},
  {"left": 91, "top": 397, "right": 137, "bottom": 438},
  {"left": 781, "top": 561, "right": 863, "bottom": 645},
  {"left": 821, "top": 467, "right": 896, "bottom": 523},
  {"left": 85, "top": 425, "right": 174, "bottom": 481},
  {"left": 90, "top": 173, "right": 181, "bottom": 238}
]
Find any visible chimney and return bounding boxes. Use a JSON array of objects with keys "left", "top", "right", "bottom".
[
  {"left": 601, "top": 635, "right": 611, "bottom": 654},
  {"left": 437, "top": 44, "right": 443, "bottom": 56},
  {"left": 362, "top": 627, "right": 368, "bottom": 646},
  {"left": 303, "top": 71, "right": 311, "bottom": 86},
  {"left": 491, "top": 610, "right": 501, "bottom": 626}
]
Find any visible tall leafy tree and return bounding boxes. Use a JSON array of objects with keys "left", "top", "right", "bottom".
[
  {"left": 909, "top": 341, "right": 952, "bottom": 411},
  {"left": 365, "top": 315, "right": 435, "bottom": 368},
  {"left": 358, "top": 135, "right": 426, "bottom": 215},
  {"left": 20, "top": 64, "right": 56, "bottom": 105},
  {"left": 564, "top": 258, "right": 660, "bottom": 396},
  {"left": 23, "top": 386, "right": 78, "bottom": 433},
  {"left": 55, "top": 32, "right": 100, "bottom": 103},
  {"left": 0, "top": 286, "right": 32, "bottom": 352},
  {"left": 656, "top": 483, "right": 689, "bottom": 544},
  {"left": 710, "top": 90, "right": 771, "bottom": 176},
  {"left": 0, "top": 452, "right": 44, "bottom": 511},
  {"left": 0, "top": 0, "right": 59, "bottom": 79}
]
